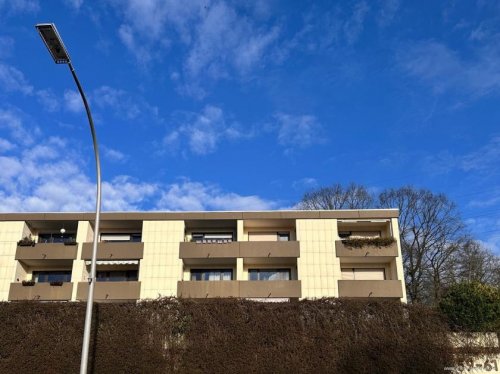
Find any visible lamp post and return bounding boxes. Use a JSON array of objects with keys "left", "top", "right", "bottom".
[{"left": 35, "top": 23, "right": 101, "bottom": 374}]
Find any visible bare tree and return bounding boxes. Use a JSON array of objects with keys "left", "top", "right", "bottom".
[
  {"left": 298, "top": 183, "right": 374, "bottom": 210},
  {"left": 378, "top": 186, "right": 465, "bottom": 304},
  {"left": 453, "top": 238, "right": 500, "bottom": 287}
]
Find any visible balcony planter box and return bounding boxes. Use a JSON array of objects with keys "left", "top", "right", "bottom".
[
  {"left": 22, "top": 280, "right": 35, "bottom": 287},
  {"left": 64, "top": 241, "right": 77, "bottom": 246},
  {"left": 341, "top": 237, "right": 395, "bottom": 248},
  {"left": 50, "top": 281, "right": 64, "bottom": 286},
  {"left": 17, "top": 237, "right": 35, "bottom": 247}
]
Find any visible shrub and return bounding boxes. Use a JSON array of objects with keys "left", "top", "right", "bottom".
[
  {"left": 341, "top": 237, "right": 395, "bottom": 248},
  {"left": 21, "top": 280, "right": 35, "bottom": 286},
  {"left": 17, "top": 236, "right": 35, "bottom": 247},
  {"left": 0, "top": 298, "right": 455, "bottom": 373},
  {"left": 439, "top": 282, "right": 500, "bottom": 332},
  {"left": 50, "top": 282, "right": 64, "bottom": 286}
]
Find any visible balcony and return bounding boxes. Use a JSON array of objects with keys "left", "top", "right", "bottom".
[
  {"left": 239, "top": 241, "right": 300, "bottom": 258},
  {"left": 76, "top": 281, "right": 141, "bottom": 301},
  {"left": 81, "top": 242, "right": 144, "bottom": 260},
  {"left": 16, "top": 243, "right": 78, "bottom": 263},
  {"left": 177, "top": 280, "right": 240, "bottom": 298},
  {"left": 335, "top": 240, "right": 398, "bottom": 258},
  {"left": 239, "top": 280, "right": 301, "bottom": 298},
  {"left": 338, "top": 280, "right": 403, "bottom": 298},
  {"left": 177, "top": 280, "right": 301, "bottom": 298},
  {"left": 8, "top": 282, "right": 73, "bottom": 301},
  {"left": 179, "top": 241, "right": 300, "bottom": 260},
  {"left": 179, "top": 242, "right": 239, "bottom": 259}
]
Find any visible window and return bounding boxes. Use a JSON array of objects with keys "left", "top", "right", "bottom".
[
  {"left": 341, "top": 268, "right": 385, "bottom": 280},
  {"left": 248, "top": 232, "right": 291, "bottom": 242},
  {"left": 96, "top": 270, "right": 138, "bottom": 282},
  {"left": 190, "top": 269, "right": 233, "bottom": 281},
  {"left": 38, "top": 233, "right": 76, "bottom": 243},
  {"left": 33, "top": 271, "right": 72, "bottom": 283},
  {"left": 277, "top": 232, "right": 290, "bottom": 241},
  {"left": 248, "top": 269, "right": 291, "bottom": 281},
  {"left": 100, "top": 233, "right": 142, "bottom": 242},
  {"left": 191, "top": 233, "right": 233, "bottom": 243}
]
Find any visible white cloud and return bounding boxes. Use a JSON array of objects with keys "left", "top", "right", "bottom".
[
  {"left": 64, "top": 0, "right": 83, "bottom": 10},
  {"left": 157, "top": 180, "right": 278, "bottom": 211},
  {"left": 0, "top": 138, "right": 15, "bottom": 152},
  {"left": 0, "top": 63, "right": 34, "bottom": 95},
  {"left": 110, "top": 0, "right": 280, "bottom": 88},
  {"left": 36, "top": 89, "right": 60, "bottom": 112},
  {"left": 292, "top": 177, "right": 318, "bottom": 190},
  {"left": 185, "top": 2, "right": 280, "bottom": 78},
  {"left": 343, "top": 1, "right": 370, "bottom": 45},
  {"left": 0, "top": 107, "right": 39, "bottom": 145},
  {"left": 64, "top": 90, "right": 84, "bottom": 113},
  {"left": 377, "top": 0, "right": 399, "bottom": 27},
  {"left": 399, "top": 39, "right": 500, "bottom": 98},
  {"left": 102, "top": 146, "right": 127, "bottom": 162},
  {"left": 0, "top": 36, "right": 14, "bottom": 58},
  {"left": 92, "top": 85, "right": 157, "bottom": 120},
  {"left": 163, "top": 105, "right": 247, "bottom": 155},
  {"left": 275, "top": 113, "right": 325, "bottom": 149},
  {"left": 0, "top": 0, "right": 39, "bottom": 14}
]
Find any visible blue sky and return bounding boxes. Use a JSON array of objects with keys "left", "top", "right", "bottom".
[{"left": 0, "top": 0, "right": 499, "bottom": 253}]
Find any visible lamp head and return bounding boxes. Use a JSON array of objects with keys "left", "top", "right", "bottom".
[{"left": 35, "top": 23, "right": 71, "bottom": 64}]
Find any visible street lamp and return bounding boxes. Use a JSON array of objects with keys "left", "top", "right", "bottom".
[{"left": 35, "top": 23, "right": 102, "bottom": 374}]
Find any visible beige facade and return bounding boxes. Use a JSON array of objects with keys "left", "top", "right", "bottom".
[{"left": 0, "top": 209, "right": 407, "bottom": 302}]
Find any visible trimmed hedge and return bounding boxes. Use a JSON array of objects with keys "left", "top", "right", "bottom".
[{"left": 0, "top": 299, "right": 455, "bottom": 373}]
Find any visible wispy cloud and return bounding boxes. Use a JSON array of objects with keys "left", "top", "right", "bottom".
[
  {"left": 0, "top": 138, "right": 15, "bottom": 152},
  {"left": 157, "top": 179, "right": 278, "bottom": 211},
  {"left": 92, "top": 85, "right": 158, "bottom": 120},
  {"left": 64, "top": 0, "right": 83, "bottom": 10},
  {"left": 184, "top": 2, "right": 280, "bottom": 79},
  {"left": 292, "top": 177, "right": 318, "bottom": 190},
  {"left": 0, "top": 107, "right": 40, "bottom": 145},
  {"left": 102, "top": 145, "right": 127, "bottom": 162},
  {"left": 398, "top": 38, "right": 500, "bottom": 99},
  {"left": 0, "top": 0, "right": 39, "bottom": 14},
  {"left": 343, "top": 1, "right": 370, "bottom": 45},
  {"left": 0, "top": 63, "right": 34, "bottom": 95},
  {"left": 274, "top": 113, "right": 325, "bottom": 150},
  {"left": 0, "top": 36, "right": 14, "bottom": 58},
  {"left": 163, "top": 105, "right": 248, "bottom": 155},
  {"left": 64, "top": 89, "right": 84, "bottom": 113},
  {"left": 36, "top": 89, "right": 60, "bottom": 112},
  {"left": 377, "top": 0, "right": 399, "bottom": 27},
  {"left": 423, "top": 136, "right": 500, "bottom": 176},
  {"left": 110, "top": 0, "right": 281, "bottom": 93}
]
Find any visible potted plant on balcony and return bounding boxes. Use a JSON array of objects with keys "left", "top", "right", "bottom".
[
  {"left": 22, "top": 280, "right": 35, "bottom": 286},
  {"left": 17, "top": 235, "right": 35, "bottom": 247},
  {"left": 50, "top": 281, "right": 64, "bottom": 286},
  {"left": 341, "top": 237, "right": 395, "bottom": 248}
]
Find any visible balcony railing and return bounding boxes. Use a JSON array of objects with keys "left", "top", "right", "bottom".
[
  {"left": 177, "top": 280, "right": 301, "bottom": 298},
  {"left": 338, "top": 280, "right": 403, "bottom": 298},
  {"left": 8, "top": 282, "right": 73, "bottom": 301},
  {"left": 335, "top": 240, "right": 398, "bottom": 257},
  {"left": 15, "top": 242, "right": 78, "bottom": 261},
  {"left": 81, "top": 241, "right": 144, "bottom": 260},
  {"left": 76, "top": 281, "right": 141, "bottom": 301},
  {"left": 179, "top": 241, "right": 300, "bottom": 259}
]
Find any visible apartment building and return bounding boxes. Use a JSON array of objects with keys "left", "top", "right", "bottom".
[{"left": 0, "top": 210, "right": 407, "bottom": 303}]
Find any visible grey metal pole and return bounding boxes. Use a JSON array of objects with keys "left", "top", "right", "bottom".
[{"left": 68, "top": 62, "right": 102, "bottom": 374}]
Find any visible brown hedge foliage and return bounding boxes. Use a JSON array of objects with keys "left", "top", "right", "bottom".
[{"left": 0, "top": 299, "right": 455, "bottom": 373}]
